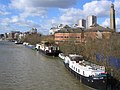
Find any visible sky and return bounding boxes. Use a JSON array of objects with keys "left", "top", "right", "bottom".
[{"left": 0, "top": 0, "right": 120, "bottom": 34}]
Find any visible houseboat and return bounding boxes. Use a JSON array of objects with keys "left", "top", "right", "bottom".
[
  {"left": 64, "top": 54, "right": 107, "bottom": 90},
  {"left": 35, "top": 44, "right": 41, "bottom": 51},
  {"left": 15, "top": 40, "right": 23, "bottom": 44},
  {"left": 59, "top": 53, "right": 65, "bottom": 60},
  {"left": 37, "top": 41, "right": 60, "bottom": 57},
  {"left": 23, "top": 42, "right": 29, "bottom": 46}
]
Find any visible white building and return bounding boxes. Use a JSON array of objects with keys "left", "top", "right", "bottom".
[
  {"left": 78, "top": 19, "right": 86, "bottom": 28},
  {"left": 49, "top": 24, "right": 64, "bottom": 35},
  {"left": 19, "top": 33, "right": 26, "bottom": 40},
  {"left": 87, "top": 15, "right": 97, "bottom": 28},
  {"left": 49, "top": 27, "right": 60, "bottom": 35}
]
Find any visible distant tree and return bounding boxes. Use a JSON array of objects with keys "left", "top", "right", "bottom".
[
  {"left": 23, "top": 33, "right": 41, "bottom": 45},
  {"left": 41, "top": 35, "right": 55, "bottom": 44}
]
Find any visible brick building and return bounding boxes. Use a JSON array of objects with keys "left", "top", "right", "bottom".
[
  {"left": 54, "top": 26, "right": 84, "bottom": 44},
  {"left": 85, "top": 24, "right": 112, "bottom": 40},
  {"left": 54, "top": 24, "right": 112, "bottom": 44}
]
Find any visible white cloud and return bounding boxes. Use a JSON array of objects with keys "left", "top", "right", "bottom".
[
  {"left": 114, "top": 0, "right": 120, "bottom": 16},
  {"left": 49, "top": 0, "right": 113, "bottom": 26},
  {"left": 0, "top": 10, "right": 10, "bottom": 15},
  {"left": 0, "top": 18, "right": 14, "bottom": 33},
  {"left": 46, "top": 8, "right": 84, "bottom": 26},
  {"left": 10, "top": 0, "right": 46, "bottom": 19},
  {"left": 0, "top": 16, "right": 41, "bottom": 33},
  {"left": 15, "top": 19, "right": 41, "bottom": 28},
  {"left": 59, "top": 8, "right": 84, "bottom": 24},
  {"left": 83, "top": 0, "right": 112, "bottom": 17},
  {"left": 1, "top": 0, "right": 120, "bottom": 34},
  {"left": 56, "top": 0, "right": 113, "bottom": 25},
  {"left": 10, "top": 0, "right": 77, "bottom": 9},
  {"left": 32, "top": 0, "right": 77, "bottom": 8},
  {"left": 51, "top": 0, "right": 120, "bottom": 29},
  {"left": 8, "top": 0, "right": 77, "bottom": 34},
  {"left": 0, "top": 4, "right": 10, "bottom": 16},
  {"left": 101, "top": 17, "right": 120, "bottom": 32},
  {"left": 10, "top": 0, "right": 77, "bottom": 18},
  {"left": 101, "top": 18, "right": 110, "bottom": 27},
  {"left": 116, "top": 18, "right": 120, "bottom": 31}
]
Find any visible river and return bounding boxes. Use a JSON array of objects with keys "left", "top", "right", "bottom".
[{"left": 0, "top": 41, "right": 91, "bottom": 90}]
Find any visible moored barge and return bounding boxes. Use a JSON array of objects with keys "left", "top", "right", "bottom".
[{"left": 64, "top": 54, "right": 107, "bottom": 90}]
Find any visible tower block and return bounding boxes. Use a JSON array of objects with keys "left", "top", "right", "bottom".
[{"left": 110, "top": 3, "right": 116, "bottom": 32}]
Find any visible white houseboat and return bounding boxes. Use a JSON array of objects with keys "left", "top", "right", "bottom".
[
  {"left": 64, "top": 54, "right": 107, "bottom": 90},
  {"left": 59, "top": 53, "right": 65, "bottom": 60},
  {"left": 15, "top": 40, "right": 23, "bottom": 44},
  {"left": 35, "top": 44, "right": 41, "bottom": 51},
  {"left": 36, "top": 41, "right": 60, "bottom": 57},
  {"left": 23, "top": 42, "right": 29, "bottom": 46}
]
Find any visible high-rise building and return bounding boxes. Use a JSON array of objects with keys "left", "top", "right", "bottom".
[
  {"left": 78, "top": 19, "right": 86, "bottom": 28},
  {"left": 87, "top": 15, "right": 97, "bottom": 28},
  {"left": 110, "top": 3, "right": 116, "bottom": 32}
]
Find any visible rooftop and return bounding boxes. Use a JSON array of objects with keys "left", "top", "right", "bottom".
[
  {"left": 55, "top": 25, "right": 84, "bottom": 33},
  {"left": 85, "top": 23, "right": 112, "bottom": 32}
]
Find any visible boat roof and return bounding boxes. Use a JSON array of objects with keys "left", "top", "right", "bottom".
[
  {"left": 72, "top": 60, "right": 105, "bottom": 72},
  {"left": 68, "top": 54, "right": 105, "bottom": 72},
  {"left": 69, "top": 54, "right": 83, "bottom": 58},
  {"left": 69, "top": 54, "right": 83, "bottom": 61}
]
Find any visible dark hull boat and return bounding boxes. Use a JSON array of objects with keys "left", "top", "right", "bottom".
[
  {"left": 64, "top": 54, "right": 107, "bottom": 90},
  {"left": 35, "top": 41, "right": 60, "bottom": 57},
  {"left": 39, "top": 49, "right": 60, "bottom": 57},
  {"left": 15, "top": 41, "right": 23, "bottom": 44}
]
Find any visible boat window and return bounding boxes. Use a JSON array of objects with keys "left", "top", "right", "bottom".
[
  {"left": 76, "top": 68, "right": 77, "bottom": 71},
  {"left": 83, "top": 71, "right": 84, "bottom": 75},
  {"left": 51, "top": 47, "right": 53, "bottom": 50},
  {"left": 74, "top": 67, "right": 75, "bottom": 70},
  {"left": 78, "top": 69, "right": 80, "bottom": 72},
  {"left": 72, "top": 65, "right": 73, "bottom": 68},
  {"left": 71, "top": 56, "right": 83, "bottom": 61}
]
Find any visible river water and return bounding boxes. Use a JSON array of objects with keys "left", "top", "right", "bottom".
[{"left": 0, "top": 41, "right": 91, "bottom": 90}]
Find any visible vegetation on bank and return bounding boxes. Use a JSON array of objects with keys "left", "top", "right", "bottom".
[
  {"left": 59, "top": 33, "right": 120, "bottom": 80},
  {"left": 21, "top": 34, "right": 54, "bottom": 45},
  {"left": 21, "top": 33, "right": 41, "bottom": 45}
]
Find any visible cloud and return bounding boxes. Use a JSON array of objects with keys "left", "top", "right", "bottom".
[
  {"left": 10, "top": 1, "right": 47, "bottom": 18},
  {"left": 15, "top": 19, "right": 41, "bottom": 28},
  {"left": 49, "top": 0, "right": 113, "bottom": 26},
  {"left": 114, "top": 0, "right": 120, "bottom": 16},
  {"left": 59, "top": 8, "right": 84, "bottom": 24},
  {"left": 0, "top": 11, "right": 10, "bottom": 15},
  {"left": 51, "top": 0, "right": 120, "bottom": 28},
  {"left": 101, "top": 18, "right": 110, "bottom": 27},
  {"left": 1, "top": 0, "right": 120, "bottom": 34},
  {"left": 30, "top": 0, "right": 77, "bottom": 8},
  {"left": 83, "top": 0, "right": 112, "bottom": 17},
  {"left": 0, "top": 15, "right": 41, "bottom": 33},
  {"left": 8, "top": 0, "right": 77, "bottom": 34},
  {"left": 10, "top": 0, "right": 77, "bottom": 9},
  {"left": 115, "top": 18, "right": 120, "bottom": 32},
  {"left": 101, "top": 18, "right": 120, "bottom": 32},
  {"left": 0, "top": 18, "right": 14, "bottom": 33},
  {"left": 56, "top": 0, "right": 113, "bottom": 25},
  {"left": 0, "top": 4, "right": 10, "bottom": 16},
  {"left": 10, "top": 0, "right": 77, "bottom": 18}
]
